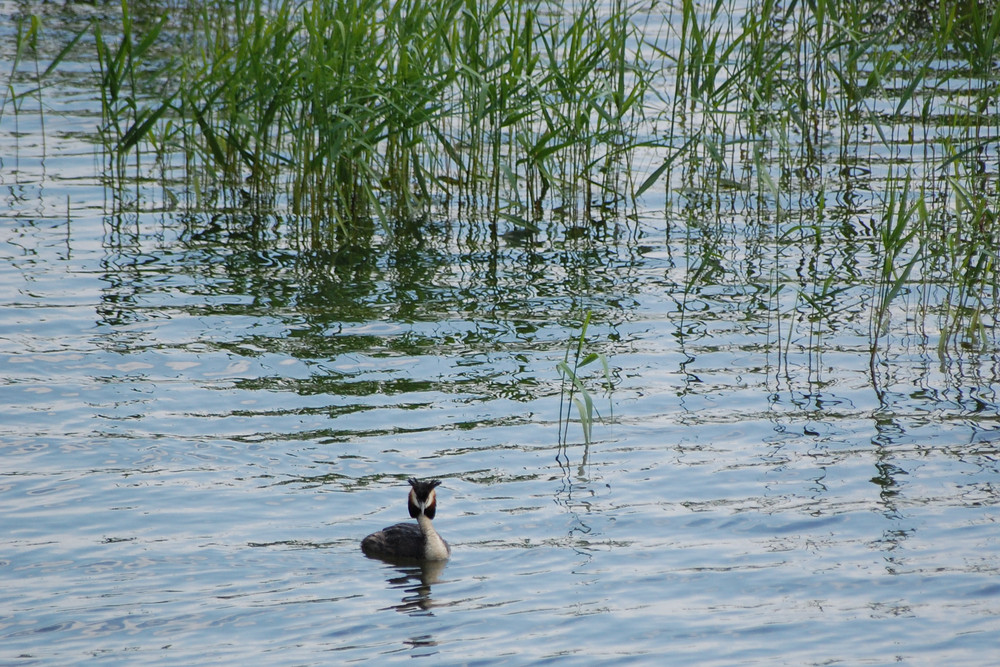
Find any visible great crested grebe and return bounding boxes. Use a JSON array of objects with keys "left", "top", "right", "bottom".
[{"left": 361, "top": 478, "right": 451, "bottom": 561}]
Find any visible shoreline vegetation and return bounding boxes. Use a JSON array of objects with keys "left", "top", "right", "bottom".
[
  {"left": 4, "top": 0, "right": 999, "bottom": 391},
  {"left": 95, "top": 0, "right": 656, "bottom": 228}
]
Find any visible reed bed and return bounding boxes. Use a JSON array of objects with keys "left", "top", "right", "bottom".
[
  {"left": 656, "top": 0, "right": 1000, "bottom": 376},
  {"left": 93, "top": 0, "right": 654, "bottom": 232},
  {"left": 4, "top": 0, "right": 998, "bottom": 387}
]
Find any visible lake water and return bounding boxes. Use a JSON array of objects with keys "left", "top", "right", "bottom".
[{"left": 3, "top": 2, "right": 1000, "bottom": 665}]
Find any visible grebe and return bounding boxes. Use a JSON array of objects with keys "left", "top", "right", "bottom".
[{"left": 361, "top": 478, "right": 451, "bottom": 561}]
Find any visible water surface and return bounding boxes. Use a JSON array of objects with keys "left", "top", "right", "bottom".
[{"left": 3, "top": 2, "right": 1000, "bottom": 665}]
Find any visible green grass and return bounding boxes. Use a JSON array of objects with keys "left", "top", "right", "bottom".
[
  {"left": 557, "top": 310, "right": 613, "bottom": 446},
  {"left": 4, "top": 0, "right": 998, "bottom": 390},
  {"left": 92, "top": 0, "right": 655, "bottom": 233},
  {"left": 2, "top": 14, "right": 86, "bottom": 133},
  {"left": 659, "top": 0, "right": 1000, "bottom": 373}
]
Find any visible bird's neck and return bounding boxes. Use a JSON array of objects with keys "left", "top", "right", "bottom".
[{"left": 417, "top": 513, "right": 450, "bottom": 559}]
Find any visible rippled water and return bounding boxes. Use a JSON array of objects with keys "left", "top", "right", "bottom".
[{"left": 4, "top": 3, "right": 1000, "bottom": 665}]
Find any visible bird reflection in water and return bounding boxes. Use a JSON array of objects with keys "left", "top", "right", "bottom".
[{"left": 367, "top": 555, "right": 448, "bottom": 615}]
